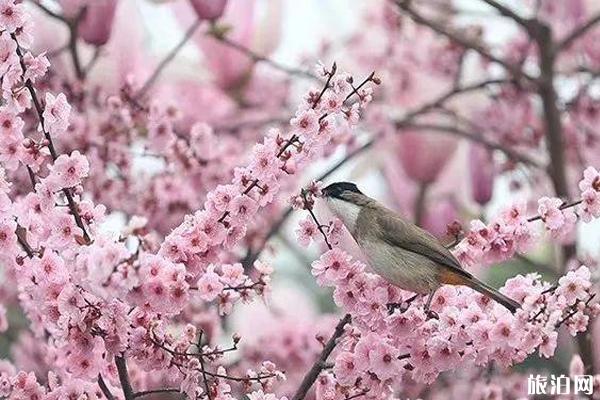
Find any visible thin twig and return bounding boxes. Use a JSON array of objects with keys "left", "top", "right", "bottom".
[
  {"left": 11, "top": 34, "right": 91, "bottom": 244},
  {"left": 291, "top": 314, "right": 352, "bottom": 400},
  {"left": 557, "top": 12, "right": 600, "bottom": 52},
  {"left": 210, "top": 30, "right": 319, "bottom": 81},
  {"left": 394, "top": 0, "right": 536, "bottom": 83},
  {"left": 136, "top": 19, "right": 203, "bottom": 98},
  {"left": 478, "top": 0, "right": 534, "bottom": 33},
  {"left": 98, "top": 375, "right": 116, "bottom": 400},
  {"left": 29, "top": 0, "right": 66, "bottom": 22},
  {"left": 397, "top": 121, "right": 543, "bottom": 168}
]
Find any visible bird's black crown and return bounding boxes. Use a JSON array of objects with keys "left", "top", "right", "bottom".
[{"left": 321, "top": 182, "right": 363, "bottom": 199}]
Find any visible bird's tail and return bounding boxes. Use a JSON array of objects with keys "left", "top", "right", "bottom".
[{"left": 466, "top": 278, "right": 520, "bottom": 314}]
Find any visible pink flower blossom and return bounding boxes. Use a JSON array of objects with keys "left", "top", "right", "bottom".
[
  {"left": 48, "top": 150, "right": 89, "bottom": 189},
  {"left": 196, "top": 268, "right": 224, "bottom": 301},
  {"left": 295, "top": 216, "right": 318, "bottom": 247},
  {"left": 312, "top": 248, "right": 353, "bottom": 284},
  {"left": 42, "top": 93, "right": 71, "bottom": 136},
  {"left": 0, "top": 0, "right": 25, "bottom": 33},
  {"left": 189, "top": 0, "right": 228, "bottom": 21}
]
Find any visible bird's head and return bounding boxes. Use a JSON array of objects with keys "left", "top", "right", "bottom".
[
  {"left": 321, "top": 182, "right": 368, "bottom": 232},
  {"left": 321, "top": 181, "right": 364, "bottom": 203}
]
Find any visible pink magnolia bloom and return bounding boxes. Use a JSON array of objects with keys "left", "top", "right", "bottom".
[
  {"left": 0, "top": 304, "right": 7, "bottom": 332},
  {"left": 79, "top": 0, "right": 118, "bottom": 46},
  {"left": 395, "top": 131, "right": 458, "bottom": 184},
  {"left": 469, "top": 144, "right": 495, "bottom": 205},
  {"left": 189, "top": 0, "right": 228, "bottom": 21}
]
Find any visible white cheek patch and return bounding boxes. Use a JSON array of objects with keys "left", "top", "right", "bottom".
[{"left": 327, "top": 198, "right": 361, "bottom": 233}]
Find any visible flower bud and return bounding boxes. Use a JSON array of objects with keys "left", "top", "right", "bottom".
[
  {"left": 569, "top": 354, "right": 585, "bottom": 377},
  {"left": 469, "top": 143, "right": 495, "bottom": 205},
  {"left": 396, "top": 130, "right": 457, "bottom": 184},
  {"left": 79, "top": 0, "right": 118, "bottom": 46},
  {"left": 189, "top": 0, "right": 228, "bottom": 21}
]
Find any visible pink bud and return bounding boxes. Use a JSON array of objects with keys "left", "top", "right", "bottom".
[
  {"left": 422, "top": 198, "right": 458, "bottom": 239},
  {"left": 569, "top": 354, "right": 585, "bottom": 377},
  {"left": 189, "top": 0, "right": 228, "bottom": 21},
  {"left": 79, "top": 0, "right": 118, "bottom": 46},
  {"left": 396, "top": 131, "right": 457, "bottom": 184},
  {"left": 469, "top": 144, "right": 495, "bottom": 205}
]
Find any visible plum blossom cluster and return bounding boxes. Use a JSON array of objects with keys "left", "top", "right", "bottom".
[
  {"left": 310, "top": 248, "right": 597, "bottom": 397},
  {"left": 452, "top": 167, "right": 600, "bottom": 268},
  {"left": 291, "top": 181, "right": 344, "bottom": 249},
  {"left": 0, "top": 0, "right": 380, "bottom": 398},
  {"left": 159, "top": 62, "right": 377, "bottom": 298}
]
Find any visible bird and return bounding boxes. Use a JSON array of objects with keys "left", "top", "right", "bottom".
[{"left": 320, "top": 181, "right": 520, "bottom": 314}]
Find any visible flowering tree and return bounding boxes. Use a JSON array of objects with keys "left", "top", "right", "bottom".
[{"left": 0, "top": 0, "right": 599, "bottom": 399}]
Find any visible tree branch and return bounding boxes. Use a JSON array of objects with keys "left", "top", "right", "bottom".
[
  {"left": 396, "top": 121, "right": 544, "bottom": 168},
  {"left": 557, "top": 11, "right": 600, "bottom": 52},
  {"left": 413, "top": 182, "right": 429, "bottom": 226},
  {"left": 11, "top": 34, "right": 91, "bottom": 244},
  {"left": 291, "top": 314, "right": 351, "bottom": 400},
  {"left": 136, "top": 19, "right": 203, "bottom": 98},
  {"left": 394, "top": 0, "right": 536, "bottom": 83},
  {"left": 478, "top": 0, "right": 535, "bottom": 33},
  {"left": 133, "top": 389, "right": 180, "bottom": 399},
  {"left": 115, "top": 356, "right": 135, "bottom": 400},
  {"left": 98, "top": 375, "right": 116, "bottom": 400},
  {"left": 209, "top": 29, "right": 319, "bottom": 81}
]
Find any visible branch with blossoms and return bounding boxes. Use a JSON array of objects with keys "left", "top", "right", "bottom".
[
  {"left": 287, "top": 166, "right": 600, "bottom": 398},
  {"left": 0, "top": 2, "right": 380, "bottom": 398}
]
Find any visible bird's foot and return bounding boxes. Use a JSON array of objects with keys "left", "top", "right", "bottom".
[
  {"left": 425, "top": 309, "right": 439, "bottom": 320},
  {"left": 386, "top": 302, "right": 403, "bottom": 315}
]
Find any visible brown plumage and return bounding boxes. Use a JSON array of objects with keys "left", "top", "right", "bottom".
[{"left": 322, "top": 182, "right": 520, "bottom": 313}]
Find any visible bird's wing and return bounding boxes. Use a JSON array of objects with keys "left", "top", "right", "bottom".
[{"left": 375, "top": 212, "right": 472, "bottom": 278}]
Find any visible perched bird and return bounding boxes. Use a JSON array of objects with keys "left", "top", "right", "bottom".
[{"left": 321, "top": 181, "right": 520, "bottom": 313}]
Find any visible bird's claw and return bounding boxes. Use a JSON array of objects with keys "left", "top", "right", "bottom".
[
  {"left": 387, "top": 302, "right": 403, "bottom": 314},
  {"left": 425, "top": 309, "right": 439, "bottom": 320}
]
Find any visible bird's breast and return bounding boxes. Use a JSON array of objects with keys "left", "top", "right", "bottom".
[{"left": 326, "top": 198, "right": 361, "bottom": 233}]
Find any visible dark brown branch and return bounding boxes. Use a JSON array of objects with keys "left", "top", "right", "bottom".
[
  {"left": 291, "top": 314, "right": 351, "bottom": 400},
  {"left": 15, "top": 224, "right": 34, "bottom": 258},
  {"left": 535, "top": 24, "right": 569, "bottom": 200},
  {"left": 397, "top": 121, "right": 543, "bottom": 168},
  {"left": 198, "top": 331, "right": 212, "bottom": 400},
  {"left": 394, "top": 0, "right": 536, "bottom": 83},
  {"left": 301, "top": 190, "right": 333, "bottom": 250},
  {"left": 133, "top": 389, "right": 180, "bottom": 399},
  {"left": 413, "top": 182, "right": 428, "bottom": 226},
  {"left": 557, "top": 12, "right": 600, "bottom": 52},
  {"left": 478, "top": 0, "right": 535, "bottom": 33},
  {"left": 98, "top": 375, "right": 116, "bottom": 400},
  {"left": 115, "top": 356, "right": 135, "bottom": 400},
  {"left": 67, "top": 11, "right": 84, "bottom": 80},
  {"left": 11, "top": 35, "right": 91, "bottom": 244},
  {"left": 136, "top": 19, "right": 203, "bottom": 98}
]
